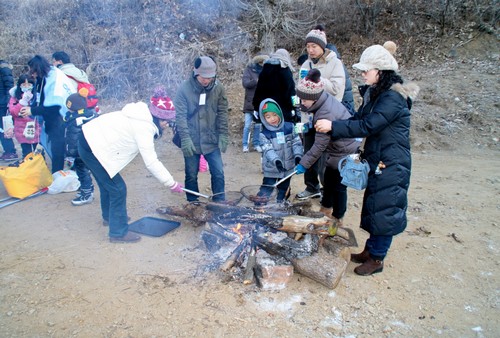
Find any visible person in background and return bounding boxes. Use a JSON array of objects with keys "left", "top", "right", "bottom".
[
  {"left": 241, "top": 53, "right": 268, "bottom": 153},
  {"left": 315, "top": 42, "right": 419, "bottom": 276},
  {"left": 252, "top": 49, "right": 297, "bottom": 123},
  {"left": 294, "top": 69, "right": 358, "bottom": 231},
  {"left": 0, "top": 59, "right": 17, "bottom": 161},
  {"left": 78, "top": 101, "right": 183, "bottom": 243},
  {"left": 8, "top": 74, "right": 41, "bottom": 158},
  {"left": 326, "top": 43, "right": 355, "bottom": 115},
  {"left": 150, "top": 85, "right": 209, "bottom": 173},
  {"left": 52, "top": 51, "right": 89, "bottom": 88},
  {"left": 174, "top": 56, "right": 228, "bottom": 202},
  {"left": 20, "top": 55, "right": 75, "bottom": 172},
  {"left": 296, "top": 25, "right": 347, "bottom": 200},
  {"left": 64, "top": 90, "right": 96, "bottom": 206},
  {"left": 258, "top": 99, "right": 302, "bottom": 202}
]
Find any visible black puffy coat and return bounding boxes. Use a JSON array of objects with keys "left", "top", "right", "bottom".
[
  {"left": 252, "top": 61, "right": 296, "bottom": 122},
  {"left": 65, "top": 109, "right": 96, "bottom": 157},
  {"left": 332, "top": 82, "right": 419, "bottom": 236}
]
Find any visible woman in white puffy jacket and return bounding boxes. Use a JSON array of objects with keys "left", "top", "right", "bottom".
[{"left": 78, "top": 102, "right": 183, "bottom": 243}]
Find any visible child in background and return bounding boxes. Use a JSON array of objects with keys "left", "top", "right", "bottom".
[
  {"left": 258, "top": 98, "right": 303, "bottom": 202},
  {"left": 149, "top": 85, "right": 208, "bottom": 172},
  {"left": 8, "top": 74, "right": 41, "bottom": 158},
  {"left": 65, "top": 89, "right": 96, "bottom": 206}
]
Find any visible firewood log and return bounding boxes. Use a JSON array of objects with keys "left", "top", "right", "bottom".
[
  {"left": 254, "top": 232, "right": 319, "bottom": 260},
  {"left": 220, "top": 239, "right": 248, "bottom": 272},
  {"left": 292, "top": 246, "right": 350, "bottom": 289},
  {"left": 243, "top": 246, "right": 257, "bottom": 285}
]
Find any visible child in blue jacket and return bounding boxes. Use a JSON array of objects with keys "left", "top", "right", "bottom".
[{"left": 258, "top": 98, "right": 303, "bottom": 201}]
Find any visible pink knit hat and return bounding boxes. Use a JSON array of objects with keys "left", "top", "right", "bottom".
[{"left": 149, "top": 86, "right": 175, "bottom": 120}]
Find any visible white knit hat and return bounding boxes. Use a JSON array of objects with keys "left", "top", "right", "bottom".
[{"left": 353, "top": 44, "right": 398, "bottom": 72}]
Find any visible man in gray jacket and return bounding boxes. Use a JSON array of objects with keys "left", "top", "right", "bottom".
[{"left": 174, "top": 56, "right": 229, "bottom": 202}]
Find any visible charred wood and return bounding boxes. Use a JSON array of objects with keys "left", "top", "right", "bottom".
[{"left": 220, "top": 239, "right": 249, "bottom": 272}]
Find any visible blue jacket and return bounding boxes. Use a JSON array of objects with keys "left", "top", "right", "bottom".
[{"left": 259, "top": 99, "right": 303, "bottom": 178}]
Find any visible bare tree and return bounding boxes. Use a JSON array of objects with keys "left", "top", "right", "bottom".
[{"left": 237, "top": 0, "right": 314, "bottom": 53}]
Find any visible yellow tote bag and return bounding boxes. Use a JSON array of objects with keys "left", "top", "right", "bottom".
[{"left": 0, "top": 152, "right": 53, "bottom": 199}]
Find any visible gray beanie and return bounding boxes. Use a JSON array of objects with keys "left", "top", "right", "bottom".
[{"left": 194, "top": 56, "right": 217, "bottom": 78}]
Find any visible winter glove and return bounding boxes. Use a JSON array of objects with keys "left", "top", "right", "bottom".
[
  {"left": 181, "top": 137, "right": 196, "bottom": 157},
  {"left": 275, "top": 160, "right": 286, "bottom": 173},
  {"left": 169, "top": 182, "right": 184, "bottom": 193},
  {"left": 294, "top": 157, "right": 302, "bottom": 165},
  {"left": 218, "top": 134, "right": 228, "bottom": 153},
  {"left": 295, "top": 164, "right": 306, "bottom": 175}
]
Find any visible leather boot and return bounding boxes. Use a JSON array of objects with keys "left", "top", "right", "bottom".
[
  {"left": 354, "top": 257, "right": 384, "bottom": 276},
  {"left": 350, "top": 248, "right": 370, "bottom": 263}
]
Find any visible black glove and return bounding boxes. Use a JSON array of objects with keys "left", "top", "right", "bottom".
[
  {"left": 275, "top": 160, "right": 286, "bottom": 173},
  {"left": 295, "top": 157, "right": 302, "bottom": 165}
]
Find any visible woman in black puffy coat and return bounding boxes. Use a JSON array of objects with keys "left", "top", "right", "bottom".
[
  {"left": 315, "top": 42, "right": 419, "bottom": 276},
  {"left": 252, "top": 49, "right": 296, "bottom": 123}
]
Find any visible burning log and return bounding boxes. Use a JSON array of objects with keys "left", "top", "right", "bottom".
[
  {"left": 158, "top": 203, "right": 354, "bottom": 242},
  {"left": 156, "top": 203, "right": 213, "bottom": 226},
  {"left": 220, "top": 238, "right": 248, "bottom": 272},
  {"left": 243, "top": 242, "right": 257, "bottom": 285},
  {"left": 158, "top": 202, "right": 356, "bottom": 289},
  {"left": 254, "top": 231, "right": 319, "bottom": 260}
]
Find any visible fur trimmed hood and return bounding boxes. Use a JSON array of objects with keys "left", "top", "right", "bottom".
[
  {"left": 0, "top": 61, "right": 13, "bottom": 69},
  {"left": 392, "top": 82, "right": 420, "bottom": 101},
  {"left": 251, "top": 54, "right": 269, "bottom": 65}
]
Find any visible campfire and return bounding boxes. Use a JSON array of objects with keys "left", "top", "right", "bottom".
[{"left": 157, "top": 199, "right": 356, "bottom": 289}]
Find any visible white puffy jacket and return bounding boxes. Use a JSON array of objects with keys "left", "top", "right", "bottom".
[{"left": 82, "top": 102, "right": 175, "bottom": 187}]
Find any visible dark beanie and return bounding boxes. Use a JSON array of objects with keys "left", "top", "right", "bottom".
[{"left": 66, "top": 93, "right": 87, "bottom": 111}]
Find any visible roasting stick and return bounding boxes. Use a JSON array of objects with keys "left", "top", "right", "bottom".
[{"left": 273, "top": 170, "right": 297, "bottom": 187}]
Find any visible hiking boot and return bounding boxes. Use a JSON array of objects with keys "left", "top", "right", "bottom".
[
  {"left": 71, "top": 193, "right": 94, "bottom": 206},
  {"left": 354, "top": 257, "right": 384, "bottom": 276},
  {"left": 351, "top": 248, "right": 370, "bottom": 263},
  {"left": 242, "top": 146, "right": 249, "bottom": 153},
  {"left": 109, "top": 232, "right": 141, "bottom": 243},
  {"left": 0, "top": 152, "right": 18, "bottom": 162},
  {"left": 254, "top": 145, "right": 262, "bottom": 153},
  {"left": 296, "top": 189, "right": 321, "bottom": 200}
]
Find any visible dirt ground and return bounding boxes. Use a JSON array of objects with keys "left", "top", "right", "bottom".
[{"left": 1, "top": 50, "right": 499, "bottom": 336}]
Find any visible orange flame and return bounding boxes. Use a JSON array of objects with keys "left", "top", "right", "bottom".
[{"left": 232, "top": 223, "right": 244, "bottom": 241}]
